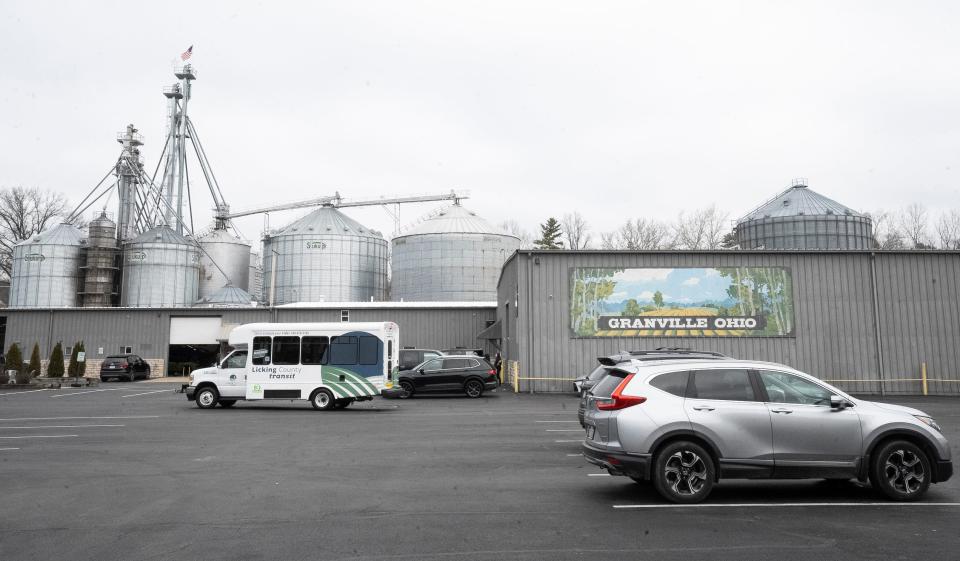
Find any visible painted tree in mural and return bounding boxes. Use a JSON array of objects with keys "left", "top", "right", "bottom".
[
  {"left": 623, "top": 299, "right": 643, "bottom": 317},
  {"left": 717, "top": 267, "right": 794, "bottom": 335},
  {"left": 653, "top": 290, "right": 664, "bottom": 310},
  {"left": 569, "top": 268, "right": 623, "bottom": 335}
]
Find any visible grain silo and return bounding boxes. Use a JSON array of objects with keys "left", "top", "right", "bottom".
[
  {"left": 197, "top": 228, "right": 251, "bottom": 300},
  {"left": 121, "top": 225, "right": 200, "bottom": 307},
  {"left": 262, "top": 206, "right": 388, "bottom": 304},
  {"left": 194, "top": 283, "right": 255, "bottom": 307},
  {"left": 735, "top": 179, "right": 873, "bottom": 250},
  {"left": 79, "top": 212, "right": 119, "bottom": 307},
  {"left": 391, "top": 204, "right": 520, "bottom": 302},
  {"left": 9, "top": 223, "right": 86, "bottom": 308}
]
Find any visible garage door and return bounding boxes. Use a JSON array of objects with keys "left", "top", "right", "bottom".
[{"left": 170, "top": 317, "right": 223, "bottom": 344}]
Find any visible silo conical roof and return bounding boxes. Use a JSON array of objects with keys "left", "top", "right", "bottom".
[
  {"left": 397, "top": 204, "right": 518, "bottom": 238},
  {"left": 195, "top": 283, "right": 255, "bottom": 307},
  {"left": 739, "top": 183, "right": 864, "bottom": 223},
  {"left": 130, "top": 225, "right": 194, "bottom": 245},
  {"left": 275, "top": 206, "right": 383, "bottom": 239},
  {"left": 16, "top": 223, "right": 85, "bottom": 246}
]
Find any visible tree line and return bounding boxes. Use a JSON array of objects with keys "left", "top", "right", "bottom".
[{"left": 501, "top": 204, "right": 960, "bottom": 250}]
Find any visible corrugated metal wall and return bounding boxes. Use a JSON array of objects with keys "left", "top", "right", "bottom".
[
  {"left": 2, "top": 306, "right": 496, "bottom": 369},
  {"left": 498, "top": 250, "right": 960, "bottom": 395}
]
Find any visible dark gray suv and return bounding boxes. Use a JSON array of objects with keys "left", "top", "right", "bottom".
[{"left": 583, "top": 359, "right": 952, "bottom": 503}]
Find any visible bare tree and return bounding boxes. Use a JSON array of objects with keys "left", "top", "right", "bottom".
[
  {"left": 867, "top": 210, "right": 905, "bottom": 249},
  {"left": 935, "top": 209, "right": 960, "bottom": 249},
  {"left": 499, "top": 219, "right": 534, "bottom": 249},
  {"left": 672, "top": 205, "right": 730, "bottom": 249},
  {"left": 561, "top": 212, "right": 592, "bottom": 250},
  {"left": 601, "top": 218, "right": 672, "bottom": 250},
  {"left": 897, "top": 203, "right": 932, "bottom": 249},
  {"left": 0, "top": 186, "right": 69, "bottom": 278}
]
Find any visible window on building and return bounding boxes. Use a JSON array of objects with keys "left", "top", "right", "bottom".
[
  {"left": 301, "top": 336, "right": 329, "bottom": 365},
  {"left": 118, "top": 345, "right": 132, "bottom": 354},
  {"left": 272, "top": 336, "right": 301, "bottom": 365},
  {"left": 341, "top": 310, "right": 350, "bottom": 322}
]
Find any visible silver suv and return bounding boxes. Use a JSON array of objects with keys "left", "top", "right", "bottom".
[{"left": 582, "top": 359, "right": 952, "bottom": 503}]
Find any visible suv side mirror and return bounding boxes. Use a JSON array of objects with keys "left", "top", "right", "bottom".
[
  {"left": 418, "top": 369, "right": 425, "bottom": 374},
  {"left": 830, "top": 395, "right": 852, "bottom": 410}
]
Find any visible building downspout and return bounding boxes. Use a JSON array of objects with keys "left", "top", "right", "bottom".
[
  {"left": 526, "top": 253, "right": 535, "bottom": 394},
  {"left": 870, "top": 252, "right": 885, "bottom": 396}
]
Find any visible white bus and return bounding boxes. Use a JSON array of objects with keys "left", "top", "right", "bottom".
[{"left": 183, "top": 322, "right": 402, "bottom": 410}]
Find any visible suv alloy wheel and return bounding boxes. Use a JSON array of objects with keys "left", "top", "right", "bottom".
[{"left": 652, "top": 441, "right": 715, "bottom": 503}]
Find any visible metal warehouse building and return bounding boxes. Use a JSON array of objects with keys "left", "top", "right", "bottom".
[
  {"left": 496, "top": 250, "right": 960, "bottom": 395},
  {"left": 2, "top": 303, "right": 496, "bottom": 377}
]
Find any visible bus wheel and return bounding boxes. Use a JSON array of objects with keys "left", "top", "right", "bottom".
[
  {"left": 311, "top": 389, "right": 335, "bottom": 411},
  {"left": 196, "top": 387, "right": 219, "bottom": 409}
]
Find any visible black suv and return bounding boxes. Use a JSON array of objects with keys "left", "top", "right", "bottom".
[
  {"left": 100, "top": 354, "right": 151, "bottom": 382},
  {"left": 577, "top": 349, "right": 730, "bottom": 426},
  {"left": 398, "top": 355, "right": 498, "bottom": 398},
  {"left": 399, "top": 348, "right": 444, "bottom": 372}
]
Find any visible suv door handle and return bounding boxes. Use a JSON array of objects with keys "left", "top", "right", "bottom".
[
  {"left": 770, "top": 408, "right": 793, "bottom": 414},
  {"left": 692, "top": 405, "right": 715, "bottom": 411}
]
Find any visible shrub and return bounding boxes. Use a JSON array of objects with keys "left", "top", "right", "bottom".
[
  {"left": 48, "top": 342, "right": 65, "bottom": 378},
  {"left": 29, "top": 343, "right": 42, "bottom": 378},
  {"left": 67, "top": 342, "right": 80, "bottom": 378},
  {"left": 6, "top": 343, "right": 24, "bottom": 384}
]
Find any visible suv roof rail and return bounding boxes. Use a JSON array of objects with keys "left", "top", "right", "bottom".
[{"left": 598, "top": 349, "right": 732, "bottom": 366}]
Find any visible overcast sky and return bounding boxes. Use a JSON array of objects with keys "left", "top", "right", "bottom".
[{"left": 2, "top": 1, "right": 959, "bottom": 247}]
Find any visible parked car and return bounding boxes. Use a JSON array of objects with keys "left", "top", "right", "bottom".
[
  {"left": 582, "top": 358, "right": 952, "bottom": 503},
  {"left": 100, "top": 354, "right": 151, "bottom": 382},
  {"left": 398, "top": 355, "right": 498, "bottom": 398},
  {"left": 441, "top": 348, "right": 484, "bottom": 357},
  {"left": 399, "top": 348, "right": 444, "bottom": 372},
  {"left": 577, "top": 350, "right": 731, "bottom": 426}
]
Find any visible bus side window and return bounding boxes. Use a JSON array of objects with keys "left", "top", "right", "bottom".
[
  {"left": 302, "top": 336, "right": 329, "bottom": 365},
  {"left": 273, "top": 336, "right": 301, "bottom": 365},
  {"left": 330, "top": 336, "right": 358, "bottom": 365},
  {"left": 252, "top": 337, "right": 271, "bottom": 365},
  {"left": 359, "top": 336, "right": 380, "bottom": 365}
]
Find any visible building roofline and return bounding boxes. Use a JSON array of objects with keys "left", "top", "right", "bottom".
[
  {"left": 506, "top": 249, "right": 960, "bottom": 256},
  {"left": 2, "top": 301, "right": 497, "bottom": 312}
]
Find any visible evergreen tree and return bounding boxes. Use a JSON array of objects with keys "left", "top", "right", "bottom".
[
  {"left": 48, "top": 342, "right": 65, "bottom": 378},
  {"left": 67, "top": 342, "right": 80, "bottom": 378},
  {"left": 77, "top": 341, "right": 86, "bottom": 377},
  {"left": 6, "top": 343, "right": 24, "bottom": 382},
  {"left": 29, "top": 343, "right": 42, "bottom": 378},
  {"left": 533, "top": 217, "right": 564, "bottom": 249},
  {"left": 653, "top": 290, "right": 665, "bottom": 309}
]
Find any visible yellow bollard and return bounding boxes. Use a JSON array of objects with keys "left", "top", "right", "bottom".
[{"left": 921, "top": 362, "right": 928, "bottom": 396}]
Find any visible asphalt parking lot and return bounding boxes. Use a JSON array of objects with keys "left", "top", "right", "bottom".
[{"left": 0, "top": 384, "right": 958, "bottom": 561}]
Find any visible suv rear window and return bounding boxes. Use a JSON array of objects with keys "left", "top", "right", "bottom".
[
  {"left": 690, "top": 369, "right": 755, "bottom": 401},
  {"left": 649, "top": 371, "right": 689, "bottom": 397},
  {"left": 586, "top": 366, "right": 608, "bottom": 381},
  {"left": 591, "top": 369, "right": 630, "bottom": 397}
]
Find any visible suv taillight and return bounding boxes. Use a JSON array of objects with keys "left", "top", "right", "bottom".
[
  {"left": 596, "top": 374, "right": 646, "bottom": 411},
  {"left": 487, "top": 369, "right": 496, "bottom": 376},
  {"left": 121, "top": 362, "right": 129, "bottom": 369}
]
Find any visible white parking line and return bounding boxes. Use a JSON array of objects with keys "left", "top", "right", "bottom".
[
  {"left": 0, "top": 424, "right": 124, "bottom": 430},
  {"left": 588, "top": 473, "right": 611, "bottom": 477},
  {"left": 546, "top": 429, "right": 584, "bottom": 432},
  {"left": 613, "top": 502, "right": 960, "bottom": 509},
  {"left": 554, "top": 439, "right": 584, "bottom": 443},
  {"left": 0, "top": 415, "right": 160, "bottom": 422},
  {"left": 535, "top": 420, "right": 580, "bottom": 423},
  {"left": 50, "top": 389, "right": 119, "bottom": 398},
  {"left": 0, "top": 435, "right": 78, "bottom": 439},
  {"left": 566, "top": 453, "right": 583, "bottom": 457},
  {"left": 0, "top": 389, "right": 51, "bottom": 396},
  {"left": 0, "top": 447, "right": 20, "bottom": 451},
  {"left": 121, "top": 389, "right": 170, "bottom": 398}
]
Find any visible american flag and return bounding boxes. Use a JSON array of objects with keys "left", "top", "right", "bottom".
[{"left": 181, "top": 45, "right": 193, "bottom": 61}]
